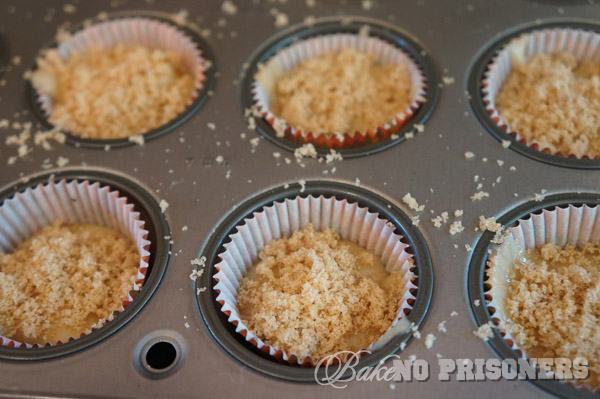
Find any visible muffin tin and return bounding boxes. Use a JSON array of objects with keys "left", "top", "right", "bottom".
[{"left": 1, "top": 1, "right": 599, "bottom": 398}]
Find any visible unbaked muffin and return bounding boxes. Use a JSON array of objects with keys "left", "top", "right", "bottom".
[
  {"left": 0, "top": 220, "right": 140, "bottom": 345},
  {"left": 236, "top": 224, "right": 406, "bottom": 360}
]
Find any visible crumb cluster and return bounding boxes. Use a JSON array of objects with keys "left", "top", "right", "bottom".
[
  {"left": 0, "top": 221, "right": 139, "bottom": 344},
  {"left": 496, "top": 53, "right": 600, "bottom": 158},
  {"left": 236, "top": 224, "right": 407, "bottom": 359},
  {"left": 30, "top": 45, "right": 195, "bottom": 139},
  {"left": 270, "top": 48, "right": 414, "bottom": 135},
  {"left": 504, "top": 243, "right": 600, "bottom": 386}
]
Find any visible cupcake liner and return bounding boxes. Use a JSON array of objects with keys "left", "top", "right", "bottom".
[
  {"left": 482, "top": 27, "right": 600, "bottom": 159},
  {"left": 213, "top": 195, "right": 418, "bottom": 366},
  {"left": 0, "top": 179, "right": 151, "bottom": 348},
  {"left": 486, "top": 204, "right": 600, "bottom": 392},
  {"left": 34, "top": 16, "right": 208, "bottom": 136},
  {"left": 252, "top": 33, "right": 427, "bottom": 149}
]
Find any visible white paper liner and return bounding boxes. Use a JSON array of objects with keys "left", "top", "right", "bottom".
[
  {"left": 252, "top": 33, "right": 427, "bottom": 148},
  {"left": 213, "top": 195, "right": 418, "bottom": 366},
  {"left": 0, "top": 179, "right": 151, "bottom": 348},
  {"left": 486, "top": 204, "right": 600, "bottom": 392},
  {"left": 35, "top": 17, "right": 207, "bottom": 135},
  {"left": 482, "top": 28, "right": 600, "bottom": 158}
]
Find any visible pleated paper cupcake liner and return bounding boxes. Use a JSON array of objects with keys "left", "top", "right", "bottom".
[
  {"left": 33, "top": 16, "right": 208, "bottom": 138},
  {"left": 0, "top": 179, "right": 150, "bottom": 348},
  {"left": 213, "top": 194, "right": 418, "bottom": 367},
  {"left": 482, "top": 27, "right": 600, "bottom": 159},
  {"left": 252, "top": 33, "right": 426, "bottom": 149},
  {"left": 486, "top": 204, "right": 600, "bottom": 392}
]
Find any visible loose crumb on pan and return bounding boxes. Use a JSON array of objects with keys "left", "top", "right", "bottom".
[
  {"left": 402, "top": 193, "right": 425, "bottom": 212},
  {"left": 496, "top": 53, "right": 600, "bottom": 158},
  {"left": 29, "top": 45, "right": 195, "bottom": 139},
  {"left": 159, "top": 200, "right": 169, "bottom": 213},
  {"left": 221, "top": 0, "right": 237, "bottom": 15},
  {"left": 437, "top": 320, "right": 447, "bottom": 333},
  {"left": 470, "top": 191, "right": 489, "bottom": 201},
  {"left": 0, "top": 221, "right": 139, "bottom": 344},
  {"left": 449, "top": 220, "right": 464, "bottom": 235},
  {"left": 425, "top": 333, "right": 436, "bottom": 349},
  {"left": 473, "top": 321, "right": 494, "bottom": 341},
  {"left": 236, "top": 224, "right": 407, "bottom": 360},
  {"left": 267, "top": 48, "right": 415, "bottom": 135},
  {"left": 504, "top": 243, "right": 600, "bottom": 386}
]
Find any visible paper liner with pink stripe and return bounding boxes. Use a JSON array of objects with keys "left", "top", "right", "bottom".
[
  {"left": 252, "top": 33, "right": 427, "bottom": 149},
  {"left": 34, "top": 17, "right": 208, "bottom": 136},
  {"left": 213, "top": 195, "right": 418, "bottom": 366},
  {"left": 0, "top": 180, "right": 151, "bottom": 348},
  {"left": 482, "top": 28, "right": 600, "bottom": 158},
  {"left": 486, "top": 204, "right": 600, "bottom": 392}
]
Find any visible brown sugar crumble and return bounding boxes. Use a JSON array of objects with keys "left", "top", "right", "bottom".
[
  {"left": 496, "top": 53, "right": 600, "bottom": 158},
  {"left": 0, "top": 221, "right": 140, "bottom": 344},
  {"left": 30, "top": 45, "right": 195, "bottom": 139},
  {"left": 504, "top": 243, "right": 600, "bottom": 386},
  {"left": 268, "top": 48, "right": 414, "bottom": 135},
  {"left": 236, "top": 224, "right": 407, "bottom": 360}
]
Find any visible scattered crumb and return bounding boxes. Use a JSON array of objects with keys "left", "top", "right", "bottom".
[
  {"left": 470, "top": 191, "right": 489, "bottom": 201},
  {"left": 325, "top": 149, "right": 343, "bottom": 163},
  {"left": 473, "top": 322, "right": 494, "bottom": 341},
  {"left": 437, "top": 321, "right": 447, "bottom": 333},
  {"left": 464, "top": 151, "right": 475, "bottom": 159},
  {"left": 449, "top": 220, "right": 464, "bottom": 235},
  {"left": 402, "top": 193, "right": 425, "bottom": 212},
  {"left": 272, "top": 10, "right": 289, "bottom": 27},
  {"left": 221, "top": 0, "right": 237, "bottom": 15},
  {"left": 442, "top": 76, "right": 455, "bottom": 85},
  {"left": 294, "top": 143, "right": 317, "bottom": 160},
  {"left": 159, "top": 200, "right": 169, "bottom": 213},
  {"left": 62, "top": 4, "right": 76, "bottom": 13},
  {"left": 425, "top": 333, "right": 436, "bottom": 349},
  {"left": 56, "top": 156, "right": 69, "bottom": 167},
  {"left": 128, "top": 134, "right": 145, "bottom": 146}
]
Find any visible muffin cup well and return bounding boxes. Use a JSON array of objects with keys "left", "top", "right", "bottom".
[
  {"left": 482, "top": 27, "right": 600, "bottom": 159},
  {"left": 0, "top": 179, "right": 150, "bottom": 348},
  {"left": 485, "top": 204, "right": 600, "bottom": 392},
  {"left": 213, "top": 194, "right": 417, "bottom": 367},
  {"left": 28, "top": 14, "right": 214, "bottom": 147},
  {"left": 252, "top": 32, "right": 426, "bottom": 150}
]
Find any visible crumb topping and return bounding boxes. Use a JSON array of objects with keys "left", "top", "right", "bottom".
[
  {"left": 270, "top": 48, "right": 414, "bottom": 135},
  {"left": 30, "top": 45, "right": 195, "bottom": 139},
  {"left": 504, "top": 243, "right": 600, "bottom": 386},
  {"left": 236, "top": 224, "right": 407, "bottom": 359},
  {"left": 496, "top": 53, "right": 600, "bottom": 158},
  {"left": 0, "top": 221, "right": 139, "bottom": 344}
]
